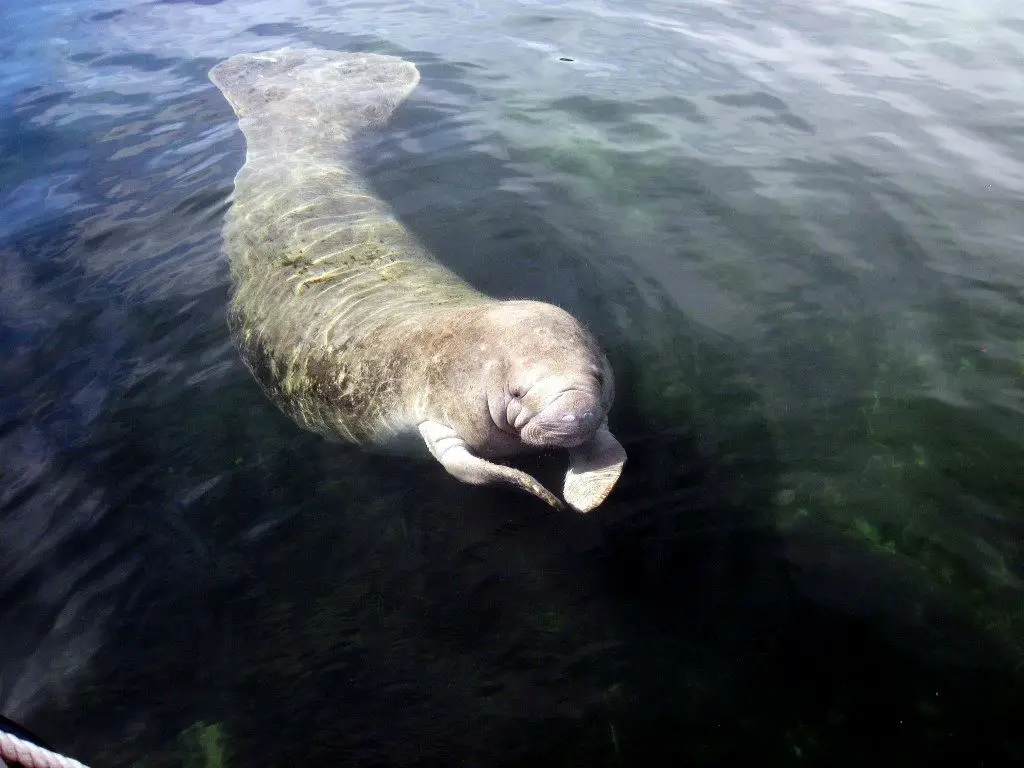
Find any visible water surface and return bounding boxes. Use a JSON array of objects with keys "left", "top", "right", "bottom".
[{"left": 1, "top": 0, "right": 1022, "bottom": 764}]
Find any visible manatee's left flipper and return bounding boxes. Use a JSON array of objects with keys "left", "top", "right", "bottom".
[
  {"left": 418, "top": 421, "right": 564, "bottom": 510},
  {"left": 564, "top": 422, "right": 627, "bottom": 512}
]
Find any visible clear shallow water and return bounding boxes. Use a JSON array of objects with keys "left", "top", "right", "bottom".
[{"left": 1, "top": 0, "right": 1022, "bottom": 764}]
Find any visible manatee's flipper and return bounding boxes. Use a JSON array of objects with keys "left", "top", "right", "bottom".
[
  {"left": 208, "top": 48, "right": 420, "bottom": 154},
  {"left": 419, "top": 422, "right": 564, "bottom": 510},
  {"left": 564, "top": 423, "right": 626, "bottom": 513}
]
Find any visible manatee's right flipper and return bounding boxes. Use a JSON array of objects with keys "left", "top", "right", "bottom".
[
  {"left": 419, "top": 422, "right": 564, "bottom": 510},
  {"left": 564, "top": 422, "right": 626, "bottom": 513}
]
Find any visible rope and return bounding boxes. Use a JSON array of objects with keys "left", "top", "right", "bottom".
[{"left": 0, "top": 729, "right": 89, "bottom": 768}]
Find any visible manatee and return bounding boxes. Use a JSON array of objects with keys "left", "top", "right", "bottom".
[{"left": 208, "top": 47, "right": 626, "bottom": 512}]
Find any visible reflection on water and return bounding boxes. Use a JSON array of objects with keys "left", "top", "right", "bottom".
[{"left": 1, "top": 0, "right": 1022, "bottom": 764}]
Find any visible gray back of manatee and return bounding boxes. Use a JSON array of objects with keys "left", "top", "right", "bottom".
[
  {"left": 209, "top": 48, "right": 626, "bottom": 512},
  {"left": 210, "top": 50, "right": 484, "bottom": 440}
]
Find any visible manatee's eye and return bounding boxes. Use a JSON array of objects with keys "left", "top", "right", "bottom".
[{"left": 510, "top": 385, "right": 525, "bottom": 398}]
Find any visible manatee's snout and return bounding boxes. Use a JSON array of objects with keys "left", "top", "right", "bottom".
[{"left": 517, "top": 389, "right": 604, "bottom": 449}]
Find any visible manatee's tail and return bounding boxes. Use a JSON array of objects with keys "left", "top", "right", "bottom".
[{"left": 209, "top": 48, "right": 420, "bottom": 150}]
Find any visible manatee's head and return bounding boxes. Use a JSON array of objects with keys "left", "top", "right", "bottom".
[
  {"left": 479, "top": 301, "right": 612, "bottom": 449},
  {"left": 465, "top": 301, "right": 626, "bottom": 512}
]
